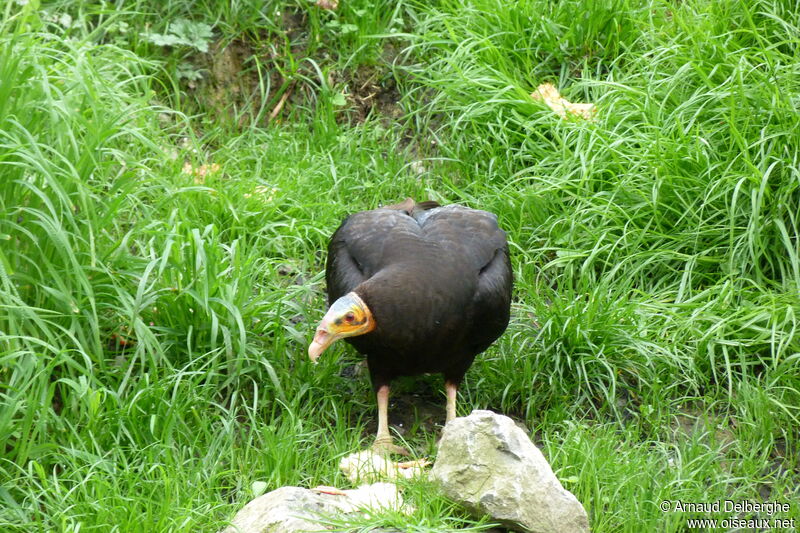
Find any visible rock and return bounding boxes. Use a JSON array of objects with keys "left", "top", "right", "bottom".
[
  {"left": 219, "top": 482, "right": 405, "bottom": 533},
  {"left": 430, "top": 410, "right": 590, "bottom": 533}
]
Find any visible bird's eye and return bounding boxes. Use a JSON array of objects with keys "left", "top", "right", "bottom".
[{"left": 345, "top": 312, "right": 356, "bottom": 323}]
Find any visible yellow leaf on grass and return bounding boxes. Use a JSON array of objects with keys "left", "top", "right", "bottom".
[{"left": 531, "top": 82, "right": 596, "bottom": 120}]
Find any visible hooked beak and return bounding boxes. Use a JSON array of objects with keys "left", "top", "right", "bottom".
[{"left": 308, "top": 319, "right": 336, "bottom": 363}]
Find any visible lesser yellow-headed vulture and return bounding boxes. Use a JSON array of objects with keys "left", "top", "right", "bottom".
[{"left": 308, "top": 198, "right": 512, "bottom": 455}]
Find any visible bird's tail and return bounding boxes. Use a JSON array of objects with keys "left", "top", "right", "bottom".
[{"left": 385, "top": 198, "right": 441, "bottom": 216}]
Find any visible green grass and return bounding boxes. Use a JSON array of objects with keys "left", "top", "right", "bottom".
[{"left": 1, "top": 0, "right": 799, "bottom": 531}]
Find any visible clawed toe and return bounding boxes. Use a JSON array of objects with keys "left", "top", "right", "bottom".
[{"left": 372, "top": 436, "right": 410, "bottom": 457}]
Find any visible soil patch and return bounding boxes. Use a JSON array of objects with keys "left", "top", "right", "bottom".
[
  {"left": 186, "top": 10, "right": 406, "bottom": 128},
  {"left": 199, "top": 39, "right": 262, "bottom": 124}
]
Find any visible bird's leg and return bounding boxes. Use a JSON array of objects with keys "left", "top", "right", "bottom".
[
  {"left": 372, "top": 384, "right": 410, "bottom": 456},
  {"left": 375, "top": 384, "right": 391, "bottom": 442},
  {"left": 445, "top": 380, "right": 458, "bottom": 423}
]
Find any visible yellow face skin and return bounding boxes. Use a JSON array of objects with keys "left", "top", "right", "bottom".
[{"left": 308, "top": 292, "right": 375, "bottom": 362}]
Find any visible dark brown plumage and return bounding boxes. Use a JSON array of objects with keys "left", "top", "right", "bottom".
[{"left": 311, "top": 198, "right": 512, "bottom": 454}]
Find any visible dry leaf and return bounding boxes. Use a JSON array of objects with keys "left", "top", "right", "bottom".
[
  {"left": 531, "top": 82, "right": 596, "bottom": 120},
  {"left": 182, "top": 162, "right": 221, "bottom": 184},
  {"left": 311, "top": 485, "right": 347, "bottom": 496},
  {"left": 339, "top": 450, "right": 430, "bottom": 483},
  {"left": 110, "top": 332, "right": 135, "bottom": 348},
  {"left": 316, "top": 0, "right": 339, "bottom": 9}
]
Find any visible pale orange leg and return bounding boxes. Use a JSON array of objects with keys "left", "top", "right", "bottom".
[
  {"left": 445, "top": 381, "right": 458, "bottom": 423},
  {"left": 372, "top": 384, "right": 410, "bottom": 456}
]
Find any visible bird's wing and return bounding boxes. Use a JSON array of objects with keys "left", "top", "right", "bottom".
[
  {"left": 420, "top": 205, "right": 513, "bottom": 348},
  {"left": 325, "top": 209, "right": 420, "bottom": 303},
  {"left": 417, "top": 205, "right": 508, "bottom": 272}
]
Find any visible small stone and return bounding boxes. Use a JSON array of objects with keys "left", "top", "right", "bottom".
[
  {"left": 409, "top": 160, "right": 427, "bottom": 175},
  {"left": 219, "top": 482, "right": 406, "bottom": 533},
  {"left": 431, "top": 410, "right": 590, "bottom": 533}
]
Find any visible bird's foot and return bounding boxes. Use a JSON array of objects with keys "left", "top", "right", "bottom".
[{"left": 372, "top": 435, "right": 410, "bottom": 457}]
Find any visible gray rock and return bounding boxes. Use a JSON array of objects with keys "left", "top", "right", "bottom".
[
  {"left": 220, "top": 483, "right": 405, "bottom": 533},
  {"left": 431, "top": 410, "right": 590, "bottom": 533},
  {"left": 220, "top": 486, "right": 330, "bottom": 533}
]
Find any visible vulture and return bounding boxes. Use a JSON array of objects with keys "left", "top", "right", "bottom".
[{"left": 308, "top": 198, "right": 512, "bottom": 455}]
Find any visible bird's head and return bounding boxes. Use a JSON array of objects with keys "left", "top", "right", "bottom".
[{"left": 308, "top": 292, "right": 375, "bottom": 363}]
